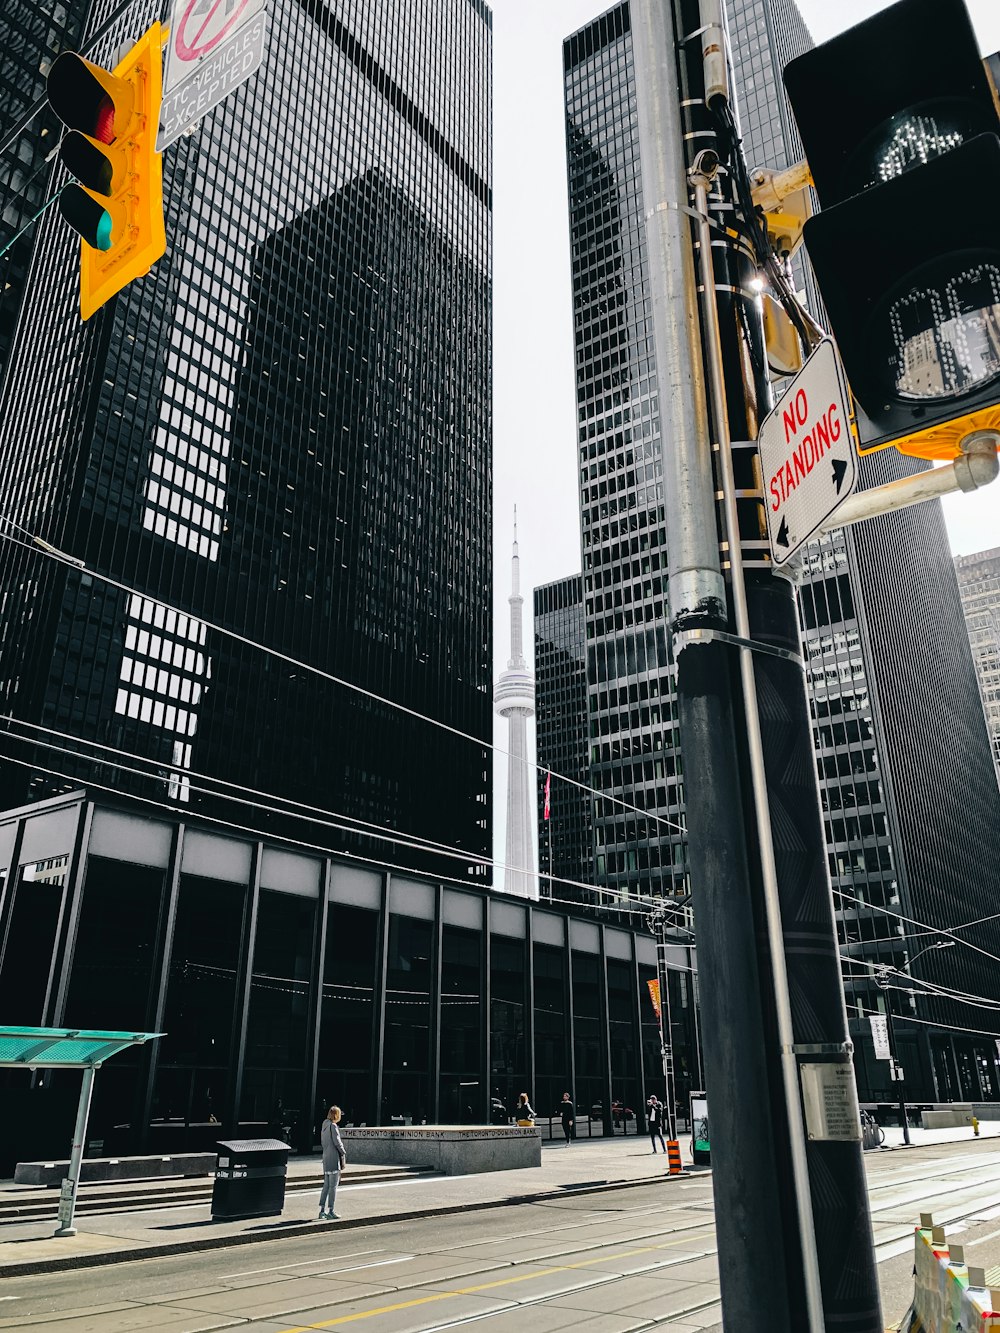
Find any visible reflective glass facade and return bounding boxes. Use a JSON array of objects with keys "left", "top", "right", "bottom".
[
  {"left": 533, "top": 574, "right": 592, "bottom": 902},
  {"left": 0, "top": 793, "right": 698, "bottom": 1168},
  {"left": 955, "top": 547, "right": 1000, "bottom": 781},
  {"left": 564, "top": 4, "right": 687, "bottom": 905},
  {"left": 0, "top": 0, "right": 89, "bottom": 386},
  {"left": 562, "top": 0, "right": 1000, "bottom": 1103},
  {"left": 0, "top": 0, "right": 492, "bottom": 881}
]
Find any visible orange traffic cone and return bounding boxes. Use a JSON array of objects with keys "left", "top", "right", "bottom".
[{"left": 667, "top": 1140, "right": 683, "bottom": 1175}]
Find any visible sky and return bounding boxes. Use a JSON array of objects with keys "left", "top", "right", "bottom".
[{"left": 488, "top": 0, "right": 1000, "bottom": 875}]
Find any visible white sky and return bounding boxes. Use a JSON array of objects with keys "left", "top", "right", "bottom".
[{"left": 489, "top": 0, "right": 1000, "bottom": 874}]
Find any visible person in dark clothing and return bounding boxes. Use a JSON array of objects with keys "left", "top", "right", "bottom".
[
  {"left": 558, "top": 1091, "right": 575, "bottom": 1145},
  {"left": 647, "top": 1094, "right": 667, "bottom": 1153}
]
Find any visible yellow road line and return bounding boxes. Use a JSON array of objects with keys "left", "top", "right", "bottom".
[{"left": 280, "top": 1229, "right": 716, "bottom": 1331}]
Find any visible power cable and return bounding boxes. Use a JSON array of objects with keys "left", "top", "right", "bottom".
[
  {"left": 0, "top": 722, "right": 695, "bottom": 926},
  {"left": 0, "top": 748, "right": 700, "bottom": 940},
  {"left": 833, "top": 885, "right": 1000, "bottom": 971},
  {"left": 0, "top": 518, "right": 688, "bottom": 839}
]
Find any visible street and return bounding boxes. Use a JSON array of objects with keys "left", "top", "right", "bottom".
[{"left": 4, "top": 1136, "right": 1000, "bottom": 1331}]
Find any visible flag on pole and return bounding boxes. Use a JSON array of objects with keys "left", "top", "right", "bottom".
[
  {"left": 543, "top": 771, "right": 551, "bottom": 821},
  {"left": 647, "top": 978, "right": 661, "bottom": 1024}
]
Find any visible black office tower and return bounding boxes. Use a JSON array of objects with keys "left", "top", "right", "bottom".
[
  {"left": 0, "top": 0, "right": 492, "bottom": 880},
  {"left": 562, "top": 0, "right": 1000, "bottom": 1101},
  {"left": 0, "top": 0, "right": 89, "bottom": 385},
  {"left": 533, "top": 575, "right": 592, "bottom": 902}
]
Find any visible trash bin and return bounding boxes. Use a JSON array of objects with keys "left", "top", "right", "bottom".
[{"left": 211, "top": 1138, "right": 291, "bottom": 1220}]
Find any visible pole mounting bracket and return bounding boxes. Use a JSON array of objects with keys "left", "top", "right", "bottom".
[
  {"left": 783, "top": 1041, "right": 854, "bottom": 1057},
  {"left": 675, "top": 626, "right": 803, "bottom": 666}
]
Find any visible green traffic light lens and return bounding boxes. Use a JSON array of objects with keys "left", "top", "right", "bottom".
[
  {"left": 59, "top": 183, "right": 114, "bottom": 251},
  {"left": 873, "top": 249, "right": 1000, "bottom": 403},
  {"left": 95, "top": 210, "right": 113, "bottom": 251}
]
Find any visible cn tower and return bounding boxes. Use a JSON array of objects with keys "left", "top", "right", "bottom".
[{"left": 494, "top": 511, "right": 537, "bottom": 898}]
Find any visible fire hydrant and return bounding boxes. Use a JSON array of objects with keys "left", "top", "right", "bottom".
[{"left": 972, "top": 1115, "right": 980, "bottom": 1138}]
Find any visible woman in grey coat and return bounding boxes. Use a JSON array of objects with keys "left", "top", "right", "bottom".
[{"left": 319, "top": 1105, "right": 346, "bottom": 1220}]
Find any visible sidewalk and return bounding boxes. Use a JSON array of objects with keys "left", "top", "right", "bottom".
[
  {"left": 873, "top": 1120, "right": 1000, "bottom": 1150},
  {"left": 4, "top": 1120, "right": 993, "bottom": 1281},
  {"left": 0, "top": 1133, "right": 698, "bottom": 1279}
]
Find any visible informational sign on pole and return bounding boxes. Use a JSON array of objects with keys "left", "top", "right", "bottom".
[
  {"left": 869, "top": 1014, "right": 891, "bottom": 1062},
  {"left": 757, "top": 338, "right": 858, "bottom": 567},
  {"left": 157, "top": 0, "right": 268, "bottom": 150}
]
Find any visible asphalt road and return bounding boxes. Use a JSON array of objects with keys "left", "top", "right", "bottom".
[{"left": 4, "top": 1139, "right": 1000, "bottom": 1331}]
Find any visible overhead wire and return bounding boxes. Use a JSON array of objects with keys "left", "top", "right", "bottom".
[
  {"left": 0, "top": 517, "right": 688, "bottom": 841},
  {"left": 0, "top": 722, "right": 695, "bottom": 929},
  {"left": 833, "top": 885, "right": 1000, "bottom": 971}
]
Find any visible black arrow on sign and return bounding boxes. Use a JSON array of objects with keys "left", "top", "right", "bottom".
[
  {"left": 776, "top": 516, "right": 790, "bottom": 548},
  {"left": 831, "top": 457, "right": 848, "bottom": 493}
]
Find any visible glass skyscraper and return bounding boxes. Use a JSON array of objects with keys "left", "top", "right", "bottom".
[
  {"left": 0, "top": 0, "right": 492, "bottom": 881},
  {"left": 955, "top": 547, "right": 1000, "bottom": 780},
  {"left": 555, "top": 0, "right": 1000, "bottom": 1102},
  {"left": 0, "top": 0, "right": 89, "bottom": 386},
  {"left": 533, "top": 574, "right": 592, "bottom": 902}
]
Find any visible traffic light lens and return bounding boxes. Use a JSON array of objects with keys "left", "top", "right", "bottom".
[
  {"left": 874, "top": 251, "right": 1000, "bottom": 403},
  {"left": 850, "top": 101, "right": 977, "bottom": 194},
  {"left": 94, "top": 94, "right": 115, "bottom": 143},
  {"left": 59, "top": 183, "right": 114, "bottom": 251}
]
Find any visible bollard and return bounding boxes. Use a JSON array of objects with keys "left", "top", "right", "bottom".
[{"left": 666, "top": 1140, "right": 683, "bottom": 1175}]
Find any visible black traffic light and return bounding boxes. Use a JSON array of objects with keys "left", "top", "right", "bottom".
[
  {"left": 46, "top": 26, "right": 165, "bottom": 320},
  {"left": 783, "top": 0, "right": 1000, "bottom": 461}
]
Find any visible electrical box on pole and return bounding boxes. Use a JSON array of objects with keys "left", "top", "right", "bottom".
[
  {"left": 783, "top": 0, "right": 1000, "bottom": 463},
  {"left": 46, "top": 24, "right": 166, "bottom": 320}
]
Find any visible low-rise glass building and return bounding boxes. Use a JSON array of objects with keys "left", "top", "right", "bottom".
[{"left": 0, "top": 791, "right": 699, "bottom": 1173}]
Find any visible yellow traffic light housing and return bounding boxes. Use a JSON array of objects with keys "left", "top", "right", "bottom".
[{"left": 46, "top": 24, "right": 166, "bottom": 320}]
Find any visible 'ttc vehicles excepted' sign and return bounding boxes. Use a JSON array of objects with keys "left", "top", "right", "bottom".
[
  {"left": 157, "top": 0, "right": 268, "bottom": 151},
  {"left": 758, "top": 338, "right": 858, "bottom": 566}
]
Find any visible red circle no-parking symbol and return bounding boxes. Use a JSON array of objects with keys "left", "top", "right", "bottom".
[{"left": 174, "top": 0, "right": 256, "bottom": 62}]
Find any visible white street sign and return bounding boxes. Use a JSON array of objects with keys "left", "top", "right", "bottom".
[
  {"left": 758, "top": 338, "right": 857, "bottom": 567},
  {"left": 869, "top": 1014, "right": 891, "bottom": 1062},
  {"left": 157, "top": 0, "right": 267, "bottom": 151}
]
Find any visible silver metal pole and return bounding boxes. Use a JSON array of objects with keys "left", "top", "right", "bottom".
[
  {"left": 631, "top": 0, "right": 725, "bottom": 622},
  {"left": 689, "top": 158, "right": 825, "bottom": 1333},
  {"left": 54, "top": 1063, "right": 96, "bottom": 1238}
]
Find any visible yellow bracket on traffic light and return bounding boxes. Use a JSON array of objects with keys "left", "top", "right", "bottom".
[
  {"left": 857, "top": 404, "right": 1000, "bottom": 462},
  {"left": 750, "top": 159, "right": 814, "bottom": 259}
]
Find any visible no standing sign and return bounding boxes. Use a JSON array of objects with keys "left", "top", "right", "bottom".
[{"left": 758, "top": 338, "right": 858, "bottom": 567}]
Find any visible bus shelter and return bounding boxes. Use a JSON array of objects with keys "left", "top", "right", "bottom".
[{"left": 0, "top": 1026, "right": 163, "bottom": 1236}]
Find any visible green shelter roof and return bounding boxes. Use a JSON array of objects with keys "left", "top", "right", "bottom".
[{"left": 0, "top": 1026, "right": 163, "bottom": 1068}]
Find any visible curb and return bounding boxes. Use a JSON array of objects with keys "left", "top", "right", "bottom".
[{"left": 0, "top": 1168, "right": 710, "bottom": 1280}]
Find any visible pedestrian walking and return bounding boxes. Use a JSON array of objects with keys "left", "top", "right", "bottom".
[
  {"left": 319, "top": 1104, "right": 346, "bottom": 1220},
  {"left": 647, "top": 1095, "right": 667, "bottom": 1153},
  {"left": 558, "top": 1091, "right": 576, "bottom": 1145},
  {"left": 515, "top": 1092, "right": 536, "bottom": 1126}
]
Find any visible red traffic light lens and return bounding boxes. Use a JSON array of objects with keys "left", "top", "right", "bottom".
[{"left": 94, "top": 94, "right": 115, "bottom": 144}]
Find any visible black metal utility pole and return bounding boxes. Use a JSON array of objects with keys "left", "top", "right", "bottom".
[
  {"left": 631, "top": 2, "right": 792, "bottom": 1328},
  {"left": 875, "top": 969, "right": 910, "bottom": 1146},
  {"left": 632, "top": 0, "right": 883, "bottom": 1329},
  {"left": 647, "top": 903, "right": 678, "bottom": 1141}
]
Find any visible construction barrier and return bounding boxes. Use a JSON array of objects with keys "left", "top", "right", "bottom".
[
  {"left": 903, "top": 1212, "right": 1000, "bottom": 1332},
  {"left": 666, "top": 1140, "right": 683, "bottom": 1175}
]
